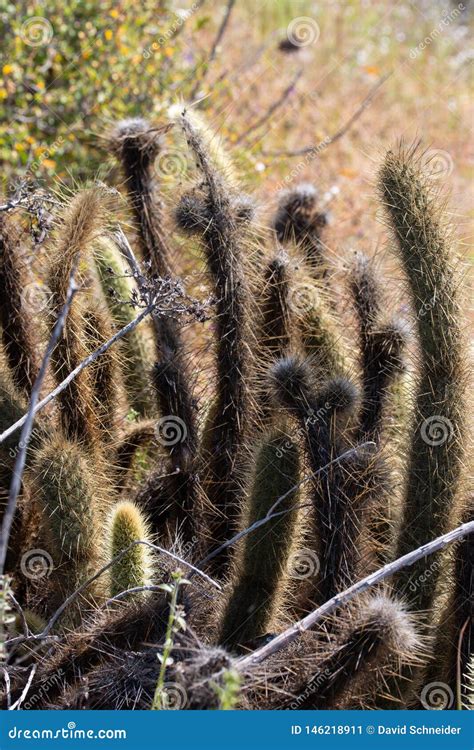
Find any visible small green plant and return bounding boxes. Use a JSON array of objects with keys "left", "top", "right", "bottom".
[{"left": 152, "top": 570, "right": 189, "bottom": 711}]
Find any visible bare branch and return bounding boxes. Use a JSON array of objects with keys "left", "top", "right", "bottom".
[
  {"left": 263, "top": 72, "right": 392, "bottom": 158},
  {"left": 233, "top": 69, "right": 303, "bottom": 147},
  {"left": 190, "top": 0, "right": 236, "bottom": 99},
  {"left": 9, "top": 664, "right": 36, "bottom": 710},
  {"left": 237, "top": 520, "right": 474, "bottom": 670}
]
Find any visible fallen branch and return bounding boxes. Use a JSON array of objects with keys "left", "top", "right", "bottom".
[{"left": 237, "top": 520, "right": 474, "bottom": 669}]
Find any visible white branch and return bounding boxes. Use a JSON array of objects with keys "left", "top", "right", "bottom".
[{"left": 237, "top": 520, "right": 474, "bottom": 670}]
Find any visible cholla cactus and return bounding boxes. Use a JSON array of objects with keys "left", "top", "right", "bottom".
[{"left": 0, "top": 129, "right": 469, "bottom": 715}]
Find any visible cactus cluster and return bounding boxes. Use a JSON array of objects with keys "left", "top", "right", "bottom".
[{"left": 0, "top": 119, "right": 470, "bottom": 711}]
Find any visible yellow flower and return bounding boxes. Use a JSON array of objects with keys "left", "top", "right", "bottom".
[
  {"left": 164, "top": 46, "right": 174, "bottom": 58},
  {"left": 36, "top": 80, "right": 45, "bottom": 90},
  {"left": 104, "top": 29, "right": 113, "bottom": 41},
  {"left": 0, "top": 89, "right": 7, "bottom": 101},
  {"left": 109, "top": 9, "right": 119, "bottom": 18},
  {"left": 14, "top": 143, "right": 25, "bottom": 152},
  {"left": 42, "top": 158, "right": 56, "bottom": 169},
  {"left": 2, "top": 64, "right": 13, "bottom": 75}
]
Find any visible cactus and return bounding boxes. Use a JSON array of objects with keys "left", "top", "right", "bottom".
[
  {"left": 30, "top": 437, "right": 103, "bottom": 611},
  {"left": 293, "top": 594, "right": 423, "bottom": 709},
  {"left": 82, "top": 303, "right": 122, "bottom": 443},
  {"left": 0, "top": 130, "right": 469, "bottom": 714},
  {"left": 379, "top": 145, "right": 467, "bottom": 612},
  {"left": 174, "top": 109, "right": 253, "bottom": 571},
  {"left": 271, "top": 358, "right": 360, "bottom": 602},
  {"left": 219, "top": 430, "right": 300, "bottom": 650},
  {"left": 94, "top": 236, "right": 154, "bottom": 416},
  {"left": 107, "top": 501, "right": 153, "bottom": 599},
  {"left": 0, "top": 215, "right": 39, "bottom": 396},
  {"left": 350, "top": 253, "right": 407, "bottom": 442},
  {"left": 48, "top": 188, "right": 109, "bottom": 446},
  {"left": 274, "top": 184, "right": 328, "bottom": 277},
  {"left": 259, "top": 254, "right": 292, "bottom": 359},
  {"left": 300, "top": 292, "right": 350, "bottom": 381},
  {"left": 110, "top": 119, "right": 199, "bottom": 543}
]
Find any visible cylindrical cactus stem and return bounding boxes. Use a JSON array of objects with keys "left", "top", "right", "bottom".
[
  {"left": 108, "top": 118, "right": 173, "bottom": 275},
  {"left": 219, "top": 430, "right": 300, "bottom": 651},
  {"left": 350, "top": 253, "right": 407, "bottom": 442},
  {"left": 293, "top": 593, "right": 423, "bottom": 709},
  {"left": 270, "top": 357, "right": 360, "bottom": 603},
  {"left": 0, "top": 369, "right": 46, "bottom": 572},
  {"left": 273, "top": 183, "right": 328, "bottom": 278},
  {"left": 109, "top": 119, "right": 198, "bottom": 530},
  {"left": 379, "top": 145, "right": 466, "bottom": 611},
  {"left": 298, "top": 288, "right": 350, "bottom": 382},
  {"left": 107, "top": 501, "right": 154, "bottom": 599},
  {"left": 255, "top": 253, "right": 293, "bottom": 425},
  {"left": 259, "top": 253, "right": 292, "bottom": 359},
  {"left": 30, "top": 437, "right": 104, "bottom": 613},
  {"left": 424, "top": 500, "right": 473, "bottom": 700},
  {"left": 174, "top": 110, "right": 254, "bottom": 570},
  {"left": 152, "top": 360, "right": 201, "bottom": 542},
  {"left": 94, "top": 236, "right": 154, "bottom": 416},
  {"left": 0, "top": 215, "right": 39, "bottom": 396},
  {"left": 113, "top": 420, "right": 157, "bottom": 492},
  {"left": 48, "top": 188, "right": 109, "bottom": 446},
  {"left": 82, "top": 303, "right": 123, "bottom": 443}
]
